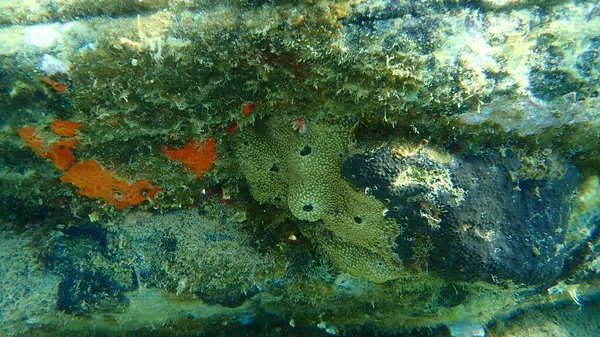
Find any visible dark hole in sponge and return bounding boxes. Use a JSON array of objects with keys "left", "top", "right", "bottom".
[
  {"left": 303, "top": 204, "right": 313, "bottom": 212},
  {"left": 300, "top": 145, "right": 312, "bottom": 156},
  {"left": 269, "top": 164, "right": 280, "bottom": 172},
  {"left": 354, "top": 216, "right": 362, "bottom": 224}
]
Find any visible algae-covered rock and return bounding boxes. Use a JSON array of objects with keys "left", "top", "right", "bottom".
[
  {"left": 2, "top": 0, "right": 599, "bottom": 213},
  {"left": 343, "top": 145, "right": 581, "bottom": 285},
  {"left": 42, "top": 209, "right": 273, "bottom": 312},
  {"left": 1, "top": 0, "right": 600, "bottom": 335}
]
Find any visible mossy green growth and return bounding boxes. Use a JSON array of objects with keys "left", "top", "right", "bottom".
[
  {"left": 319, "top": 236, "right": 403, "bottom": 284},
  {"left": 234, "top": 116, "right": 403, "bottom": 283}
]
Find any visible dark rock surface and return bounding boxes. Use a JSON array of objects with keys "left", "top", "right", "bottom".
[
  {"left": 44, "top": 225, "right": 133, "bottom": 314},
  {"left": 342, "top": 146, "right": 580, "bottom": 285}
]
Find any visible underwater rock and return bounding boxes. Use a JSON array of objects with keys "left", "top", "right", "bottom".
[
  {"left": 117, "top": 210, "right": 273, "bottom": 307},
  {"left": 44, "top": 225, "right": 133, "bottom": 314},
  {"left": 42, "top": 210, "right": 272, "bottom": 314},
  {"left": 447, "top": 320, "right": 486, "bottom": 337},
  {"left": 1, "top": 0, "right": 599, "bottom": 335},
  {"left": 0, "top": 229, "right": 61, "bottom": 332},
  {"left": 342, "top": 145, "right": 580, "bottom": 285}
]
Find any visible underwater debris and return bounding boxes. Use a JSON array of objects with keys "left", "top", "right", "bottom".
[{"left": 162, "top": 139, "right": 218, "bottom": 178}]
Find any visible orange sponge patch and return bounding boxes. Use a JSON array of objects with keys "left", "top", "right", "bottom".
[
  {"left": 241, "top": 102, "right": 254, "bottom": 116},
  {"left": 18, "top": 125, "right": 78, "bottom": 170},
  {"left": 162, "top": 139, "right": 218, "bottom": 178},
  {"left": 51, "top": 120, "right": 82, "bottom": 137},
  {"left": 46, "top": 138, "right": 78, "bottom": 170},
  {"left": 19, "top": 121, "right": 160, "bottom": 208},
  {"left": 60, "top": 160, "right": 160, "bottom": 209},
  {"left": 17, "top": 126, "right": 46, "bottom": 156}
]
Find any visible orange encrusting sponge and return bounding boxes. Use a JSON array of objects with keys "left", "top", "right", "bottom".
[
  {"left": 162, "top": 139, "right": 218, "bottom": 178},
  {"left": 17, "top": 126, "right": 46, "bottom": 157},
  {"left": 60, "top": 160, "right": 160, "bottom": 209},
  {"left": 50, "top": 120, "right": 82, "bottom": 137},
  {"left": 46, "top": 138, "right": 78, "bottom": 171},
  {"left": 19, "top": 121, "right": 160, "bottom": 209},
  {"left": 18, "top": 125, "right": 78, "bottom": 170}
]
